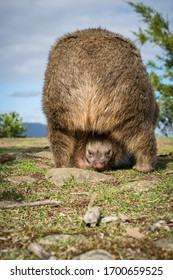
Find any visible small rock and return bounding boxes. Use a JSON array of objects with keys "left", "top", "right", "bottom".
[
  {"left": 154, "top": 237, "right": 173, "bottom": 251},
  {"left": 151, "top": 220, "right": 170, "bottom": 232},
  {"left": 46, "top": 168, "right": 114, "bottom": 186},
  {"left": 126, "top": 227, "right": 145, "bottom": 239},
  {"left": 101, "top": 216, "right": 119, "bottom": 224},
  {"left": 83, "top": 207, "right": 102, "bottom": 227},
  {"left": 5, "top": 175, "right": 36, "bottom": 185},
  {"left": 39, "top": 234, "right": 86, "bottom": 245},
  {"left": 121, "top": 180, "right": 156, "bottom": 192},
  {"left": 125, "top": 248, "right": 148, "bottom": 260},
  {"left": 28, "top": 242, "right": 56, "bottom": 260},
  {"left": 72, "top": 249, "right": 112, "bottom": 260}
]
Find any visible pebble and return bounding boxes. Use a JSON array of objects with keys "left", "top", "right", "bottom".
[
  {"left": 100, "top": 216, "right": 119, "bottom": 224},
  {"left": 28, "top": 242, "right": 56, "bottom": 260},
  {"left": 150, "top": 220, "right": 170, "bottom": 232},
  {"left": 5, "top": 175, "right": 36, "bottom": 185},
  {"left": 72, "top": 249, "right": 112, "bottom": 260},
  {"left": 83, "top": 207, "right": 102, "bottom": 227},
  {"left": 39, "top": 234, "right": 86, "bottom": 245},
  {"left": 121, "top": 180, "right": 157, "bottom": 192},
  {"left": 154, "top": 237, "right": 173, "bottom": 251}
]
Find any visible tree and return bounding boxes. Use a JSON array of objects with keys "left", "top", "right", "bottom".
[
  {"left": 128, "top": 2, "right": 173, "bottom": 136},
  {"left": 0, "top": 112, "right": 27, "bottom": 138}
]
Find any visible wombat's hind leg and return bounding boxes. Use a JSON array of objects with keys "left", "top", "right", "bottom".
[
  {"left": 48, "top": 123, "right": 75, "bottom": 167},
  {"left": 127, "top": 129, "right": 157, "bottom": 173}
]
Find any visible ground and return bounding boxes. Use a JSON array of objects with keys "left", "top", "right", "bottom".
[{"left": 0, "top": 137, "right": 173, "bottom": 260}]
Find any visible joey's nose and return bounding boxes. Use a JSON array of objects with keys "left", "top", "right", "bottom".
[{"left": 93, "top": 162, "right": 105, "bottom": 170}]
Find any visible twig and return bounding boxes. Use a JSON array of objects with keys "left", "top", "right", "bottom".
[
  {"left": 88, "top": 193, "right": 98, "bottom": 209},
  {"left": 0, "top": 200, "right": 60, "bottom": 209},
  {"left": 165, "top": 171, "right": 173, "bottom": 175},
  {"left": 71, "top": 192, "right": 89, "bottom": 195}
]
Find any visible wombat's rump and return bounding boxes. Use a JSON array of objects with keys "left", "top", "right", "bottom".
[{"left": 43, "top": 28, "right": 159, "bottom": 173}]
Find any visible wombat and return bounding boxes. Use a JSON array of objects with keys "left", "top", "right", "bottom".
[
  {"left": 74, "top": 132, "right": 134, "bottom": 171},
  {"left": 74, "top": 133, "right": 113, "bottom": 171},
  {"left": 43, "top": 28, "right": 159, "bottom": 173}
]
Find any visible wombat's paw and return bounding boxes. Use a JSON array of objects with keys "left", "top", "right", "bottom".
[
  {"left": 133, "top": 163, "right": 154, "bottom": 173},
  {"left": 76, "top": 157, "right": 90, "bottom": 169}
]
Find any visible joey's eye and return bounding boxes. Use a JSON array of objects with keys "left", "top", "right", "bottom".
[
  {"left": 106, "top": 150, "right": 111, "bottom": 156},
  {"left": 88, "top": 150, "right": 93, "bottom": 156}
]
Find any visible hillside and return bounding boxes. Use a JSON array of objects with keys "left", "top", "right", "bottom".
[{"left": 23, "top": 123, "right": 47, "bottom": 138}]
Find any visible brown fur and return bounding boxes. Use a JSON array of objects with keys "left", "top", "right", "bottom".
[
  {"left": 75, "top": 133, "right": 113, "bottom": 171},
  {"left": 43, "top": 28, "right": 159, "bottom": 173}
]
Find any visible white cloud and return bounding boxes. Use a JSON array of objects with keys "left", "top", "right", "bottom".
[
  {"left": 10, "top": 90, "right": 41, "bottom": 98},
  {"left": 0, "top": 0, "right": 159, "bottom": 82},
  {"left": 1, "top": 0, "right": 172, "bottom": 83}
]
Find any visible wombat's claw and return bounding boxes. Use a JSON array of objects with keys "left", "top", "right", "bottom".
[{"left": 133, "top": 164, "right": 154, "bottom": 173}]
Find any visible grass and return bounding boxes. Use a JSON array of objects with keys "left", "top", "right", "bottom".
[{"left": 0, "top": 137, "right": 173, "bottom": 260}]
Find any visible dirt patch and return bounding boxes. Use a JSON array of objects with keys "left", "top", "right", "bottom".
[{"left": 0, "top": 138, "right": 49, "bottom": 148}]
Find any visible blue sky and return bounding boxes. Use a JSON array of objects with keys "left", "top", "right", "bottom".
[{"left": 1, "top": 0, "right": 173, "bottom": 124}]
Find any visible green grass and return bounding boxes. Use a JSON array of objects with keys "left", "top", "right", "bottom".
[{"left": 0, "top": 138, "right": 173, "bottom": 260}]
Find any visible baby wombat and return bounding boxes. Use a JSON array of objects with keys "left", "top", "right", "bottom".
[
  {"left": 43, "top": 28, "right": 159, "bottom": 173},
  {"left": 75, "top": 133, "right": 113, "bottom": 171}
]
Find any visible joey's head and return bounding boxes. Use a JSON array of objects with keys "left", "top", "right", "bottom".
[{"left": 85, "top": 135, "right": 113, "bottom": 171}]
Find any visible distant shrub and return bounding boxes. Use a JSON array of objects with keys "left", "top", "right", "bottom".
[{"left": 0, "top": 112, "right": 27, "bottom": 138}]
